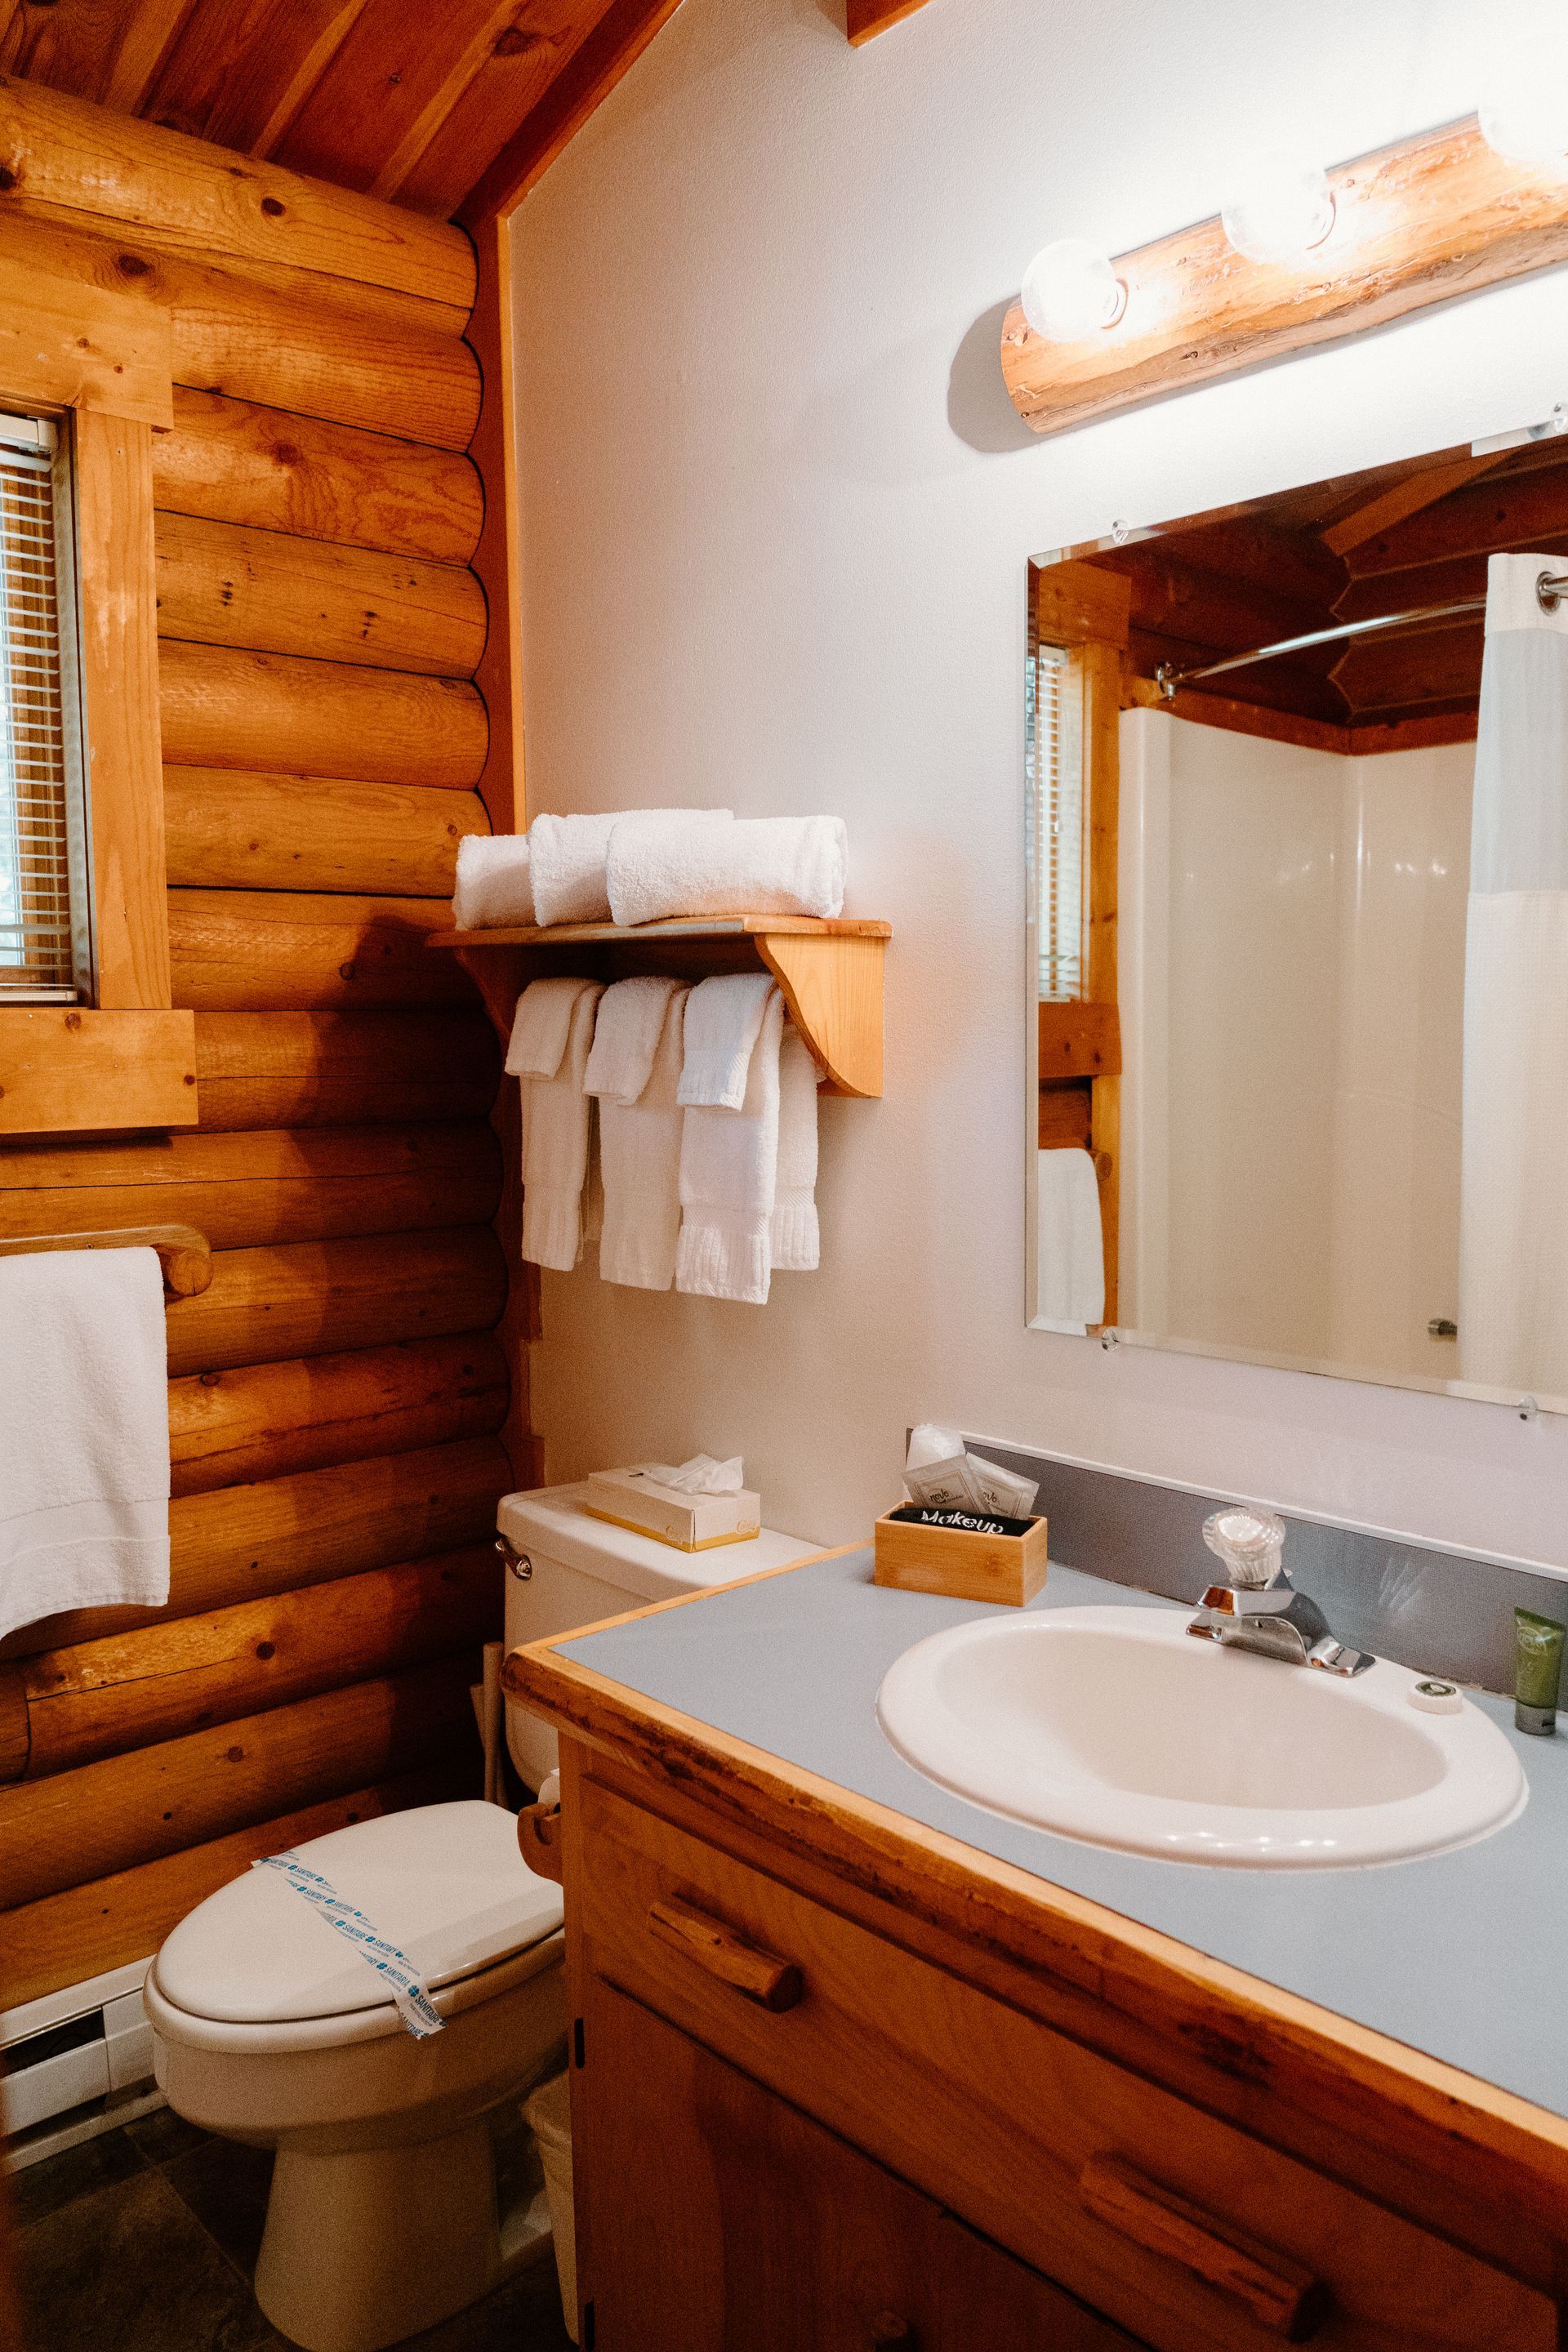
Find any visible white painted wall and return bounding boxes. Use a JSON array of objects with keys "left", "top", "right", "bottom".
[{"left": 509, "top": 0, "right": 1568, "bottom": 1573}]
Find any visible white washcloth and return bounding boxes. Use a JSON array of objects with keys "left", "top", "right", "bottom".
[
  {"left": 676, "top": 986, "right": 784, "bottom": 1305},
  {"left": 452, "top": 833, "right": 532, "bottom": 930},
  {"left": 519, "top": 981, "right": 604, "bottom": 1269},
  {"left": 0, "top": 1248, "right": 171, "bottom": 1642},
  {"left": 506, "top": 975, "right": 594, "bottom": 1079},
  {"left": 608, "top": 813, "right": 848, "bottom": 928},
  {"left": 769, "top": 1022, "right": 820, "bottom": 1271},
  {"left": 598, "top": 985, "right": 688, "bottom": 1290},
  {"left": 677, "top": 973, "right": 777, "bottom": 1110},
  {"left": 583, "top": 975, "right": 684, "bottom": 1106},
  {"left": 1036, "top": 1148, "right": 1105, "bottom": 1332},
  {"left": 529, "top": 809, "right": 732, "bottom": 929}
]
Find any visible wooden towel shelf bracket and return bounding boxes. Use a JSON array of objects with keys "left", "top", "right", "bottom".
[{"left": 0, "top": 1223, "right": 214, "bottom": 1298}]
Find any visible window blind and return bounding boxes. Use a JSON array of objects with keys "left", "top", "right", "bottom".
[
  {"left": 0, "top": 415, "right": 88, "bottom": 1001},
  {"left": 1035, "top": 640, "right": 1085, "bottom": 1002}
]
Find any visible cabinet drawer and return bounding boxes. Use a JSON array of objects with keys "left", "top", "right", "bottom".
[{"left": 578, "top": 1775, "right": 1555, "bottom": 2352}]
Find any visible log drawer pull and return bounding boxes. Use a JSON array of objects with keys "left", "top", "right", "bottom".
[
  {"left": 1080, "top": 2156, "right": 1329, "bottom": 2341},
  {"left": 518, "top": 1799, "right": 563, "bottom": 1885},
  {"left": 647, "top": 1895, "right": 804, "bottom": 2012}
]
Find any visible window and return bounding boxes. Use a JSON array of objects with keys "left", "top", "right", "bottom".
[
  {"left": 0, "top": 412, "right": 90, "bottom": 1002},
  {"left": 1031, "top": 639, "right": 1085, "bottom": 1002}
]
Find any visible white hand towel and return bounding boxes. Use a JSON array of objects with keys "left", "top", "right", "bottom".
[
  {"left": 520, "top": 982, "right": 604, "bottom": 1270},
  {"left": 583, "top": 975, "right": 684, "bottom": 1106},
  {"left": 677, "top": 972, "right": 777, "bottom": 1110},
  {"left": 769, "top": 1022, "right": 820, "bottom": 1272},
  {"left": 676, "top": 986, "right": 784, "bottom": 1305},
  {"left": 506, "top": 974, "right": 595, "bottom": 1079},
  {"left": 1036, "top": 1147, "right": 1105, "bottom": 1333},
  {"left": 0, "top": 1248, "right": 171, "bottom": 1643},
  {"left": 608, "top": 813, "right": 848, "bottom": 928},
  {"left": 599, "top": 986, "right": 688, "bottom": 1290},
  {"left": 452, "top": 833, "right": 532, "bottom": 930},
  {"left": 529, "top": 808, "right": 732, "bottom": 929}
]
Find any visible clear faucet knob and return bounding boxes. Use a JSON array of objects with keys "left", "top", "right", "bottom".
[{"left": 1202, "top": 1507, "right": 1285, "bottom": 1589}]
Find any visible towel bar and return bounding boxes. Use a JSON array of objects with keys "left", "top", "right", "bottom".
[{"left": 0, "top": 1223, "right": 213, "bottom": 1298}]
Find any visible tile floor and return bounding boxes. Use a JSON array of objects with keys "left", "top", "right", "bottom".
[{"left": 8, "top": 2104, "right": 575, "bottom": 2352}]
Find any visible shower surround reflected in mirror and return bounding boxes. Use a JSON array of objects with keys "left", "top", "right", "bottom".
[{"left": 1026, "top": 425, "right": 1568, "bottom": 1415}]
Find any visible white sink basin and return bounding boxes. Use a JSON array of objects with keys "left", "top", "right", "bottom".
[{"left": 875, "top": 1606, "right": 1526, "bottom": 1869}]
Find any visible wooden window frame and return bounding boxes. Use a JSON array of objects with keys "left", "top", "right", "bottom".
[{"left": 0, "top": 266, "right": 195, "bottom": 1137}]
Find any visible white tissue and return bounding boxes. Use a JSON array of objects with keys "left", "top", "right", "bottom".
[
  {"left": 642, "top": 1454, "right": 745, "bottom": 1495},
  {"left": 906, "top": 1424, "right": 966, "bottom": 1472}
]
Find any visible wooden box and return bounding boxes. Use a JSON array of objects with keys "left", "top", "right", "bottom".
[{"left": 873, "top": 1508, "right": 1049, "bottom": 1608}]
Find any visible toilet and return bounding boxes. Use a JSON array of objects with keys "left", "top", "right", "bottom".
[{"left": 146, "top": 1483, "right": 819, "bottom": 2352}]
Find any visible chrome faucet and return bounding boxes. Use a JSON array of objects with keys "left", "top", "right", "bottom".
[{"left": 1187, "top": 1508, "right": 1374, "bottom": 1677}]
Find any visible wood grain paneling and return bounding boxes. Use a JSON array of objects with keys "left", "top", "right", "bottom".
[
  {"left": 155, "top": 511, "right": 488, "bottom": 675},
  {"left": 163, "top": 1226, "right": 506, "bottom": 1371},
  {"left": 0, "top": 1657, "right": 483, "bottom": 1907},
  {"left": 167, "top": 1332, "right": 509, "bottom": 1495},
  {"left": 171, "top": 889, "right": 482, "bottom": 1010},
  {"left": 152, "top": 389, "right": 485, "bottom": 564},
  {"left": 164, "top": 768, "right": 488, "bottom": 895},
  {"left": 0, "top": 1008, "right": 198, "bottom": 1137},
  {"left": 191, "top": 1009, "right": 499, "bottom": 1129}
]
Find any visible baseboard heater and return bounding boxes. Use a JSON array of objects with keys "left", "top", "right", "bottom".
[{"left": 2, "top": 1976, "right": 154, "bottom": 2140}]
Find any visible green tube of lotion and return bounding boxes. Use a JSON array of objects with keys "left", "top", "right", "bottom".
[{"left": 1515, "top": 1608, "right": 1566, "bottom": 1736}]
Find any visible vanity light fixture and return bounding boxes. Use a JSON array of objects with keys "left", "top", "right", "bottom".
[
  {"left": 1018, "top": 238, "right": 1126, "bottom": 344},
  {"left": 1219, "top": 149, "right": 1335, "bottom": 265}
]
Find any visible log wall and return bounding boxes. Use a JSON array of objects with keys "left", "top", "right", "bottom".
[{"left": 0, "top": 91, "right": 530, "bottom": 2010}]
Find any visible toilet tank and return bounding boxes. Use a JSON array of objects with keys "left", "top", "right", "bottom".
[{"left": 498, "top": 1482, "right": 822, "bottom": 1789}]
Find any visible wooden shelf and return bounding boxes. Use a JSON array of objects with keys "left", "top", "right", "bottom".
[{"left": 428, "top": 916, "right": 889, "bottom": 1098}]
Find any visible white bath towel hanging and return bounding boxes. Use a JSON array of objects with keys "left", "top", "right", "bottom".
[
  {"left": 769, "top": 1022, "right": 820, "bottom": 1272},
  {"left": 514, "top": 978, "right": 604, "bottom": 1271},
  {"left": 505, "top": 973, "right": 594, "bottom": 1079},
  {"left": 0, "top": 1248, "right": 171, "bottom": 1644},
  {"left": 452, "top": 833, "right": 533, "bottom": 930},
  {"left": 1036, "top": 1149, "right": 1105, "bottom": 1332},
  {"left": 597, "top": 986, "right": 690, "bottom": 1290},
  {"left": 607, "top": 813, "right": 848, "bottom": 928},
  {"left": 677, "top": 972, "right": 777, "bottom": 1110},
  {"left": 583, "top": 974, "right": 684, "bottom": 1106},
  {"left": 677, "top": 986, "right": 785, "bottom": 1306},
  {"left": 528, "top": 808, "right": 732, "bottom": 929}
]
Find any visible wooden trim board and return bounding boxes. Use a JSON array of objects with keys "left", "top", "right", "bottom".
[{"left": 0, "top": 1009, "right": 198, "bottom": 1136}]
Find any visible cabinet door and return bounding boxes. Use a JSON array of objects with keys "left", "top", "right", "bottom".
[{"left": 576, "top": 1977, "right": 1138, "bottom": 2352}]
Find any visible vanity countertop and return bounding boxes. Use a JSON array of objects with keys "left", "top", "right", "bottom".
[{"left": 536, "top": 1546, "right": 1568, "bottom": 2135}]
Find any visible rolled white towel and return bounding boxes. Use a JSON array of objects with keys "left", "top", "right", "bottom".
[
  {"left": 607, "top": 813, "right": 848, "bottom": 928},
  {"left": 529, "top": 808, "right": 732, "bottom": 929},
  {"left": 452, "top": 833, "right": 532, "bottom": 929}
]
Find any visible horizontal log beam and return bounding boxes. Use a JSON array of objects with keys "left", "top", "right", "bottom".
[
  {"left": 16, "top": 1550, "right": 501, "bottom": 1780},
  {"left": 153, "top": 389, "right": 483, "bottom": 567},
  {"left": 0, "top": 74, "right": 474, "bottom": 307},
  {"left": 2, "top": 1441, "right": 510, "bottom": 1662},
  {"left": 159, "top": 642, "right": 488, "bottom": 788},
  {"left": 0, "top": 1658, "right": 482, "bottom": 1908},
  {"left": 155, "top": 513, "right": 487, "bottom": 678},
  {"left": 164, "top": 768, "right": 488, "bottom": 898},
  {"left": 191, "top": 1009, "right": 499, "bottom": 1129},
  {"left": 163, "top": 1227, "right": 506, "bottom": 1374},
  {"left": 0, "top": 1123, "right": 501, "bottom": 1252},
  {"left": 172, "top": 892, "right": 481, "bottom": 1013},
  {"left": 0, "top": 1762, "right": 473, "bottom": 2011},
  {"left": 167, "top": 1333, "right": 509, "bottom": 1498}
]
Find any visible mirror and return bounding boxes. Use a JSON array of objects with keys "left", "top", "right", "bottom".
[{"left": 1026, "top": 421, "right": 1568, "bottom": 1414}]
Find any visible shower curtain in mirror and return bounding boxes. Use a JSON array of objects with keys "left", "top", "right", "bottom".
[{"left": 1459, "top": 554, "right": 1568, "bottom": 1399}]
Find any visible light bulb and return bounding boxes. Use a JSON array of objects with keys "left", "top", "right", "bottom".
[
  {"left": 1480, "top": 29, "right": 1568, "bottom": 166},
  {"left": 1220, "top": 149, "right": 1335, "bottom": 265},
  {"left": 1019, "top": 238, "right": 1126, "bottom": 343}
]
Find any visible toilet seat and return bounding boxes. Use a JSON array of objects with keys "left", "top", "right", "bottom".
[{"left": 150, "top": 1801, "right": 565, "bottom": 2053}]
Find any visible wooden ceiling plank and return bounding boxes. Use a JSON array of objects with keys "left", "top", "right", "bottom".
[
  {"left": 1330, "top": 615, "right": 1482, "bottom": 712},
  {"left": 142, "top": 0, "right": 371, "bottom": 161},
  {"left": 268, "top": 0, "right": 519, "bottom": 197},
  {"left": 1321, "top": 451, "right": 1512, "bottom": 558},
  {"left": 1344, "top": 457, "right": 1568, "bottom": 579},
  {"left": 392, "top": 0, "right": 590, "bottom": 219},
  {"left": 0, "top": 0, "right": 187, "bottom": 110},
  {"left": 456, "top": 0, "right": 682, "bottom": 227},
  {"left": 847, "top": 0, "right": 933, "bottom": 41},
  {"left": 1335, "top": 533, "right": 1568, "bottom": 624}
]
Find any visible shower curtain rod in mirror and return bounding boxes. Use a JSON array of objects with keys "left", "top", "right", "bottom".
[{"left": 1155, "top": 568, "right": 1568, "bottom": 700}]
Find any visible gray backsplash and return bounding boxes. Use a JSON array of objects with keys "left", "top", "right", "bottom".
[{"left": 962, "top": 1437, "right": 1568, "bottom": 1696}]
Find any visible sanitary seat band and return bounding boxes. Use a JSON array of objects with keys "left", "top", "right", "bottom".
[{"left": 252, "top": 1851, "right": 446, "bottom": 2040}]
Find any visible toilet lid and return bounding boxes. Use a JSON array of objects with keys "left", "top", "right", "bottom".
[{"left": 155, "top": 1802, "right": 565, "bottom": 2025}]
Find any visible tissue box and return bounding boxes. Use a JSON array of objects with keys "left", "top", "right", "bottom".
[
  {"left": 582, "top": 1468, "right": 763, "bottom": 1552},
  {"left": 874, "top": 1503, "right": 1049, "bottom": 1607}
]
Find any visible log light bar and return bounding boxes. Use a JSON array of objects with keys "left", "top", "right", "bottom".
[{"left": 1001, "top": 113, "right": 1568, "bottom": 439}]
